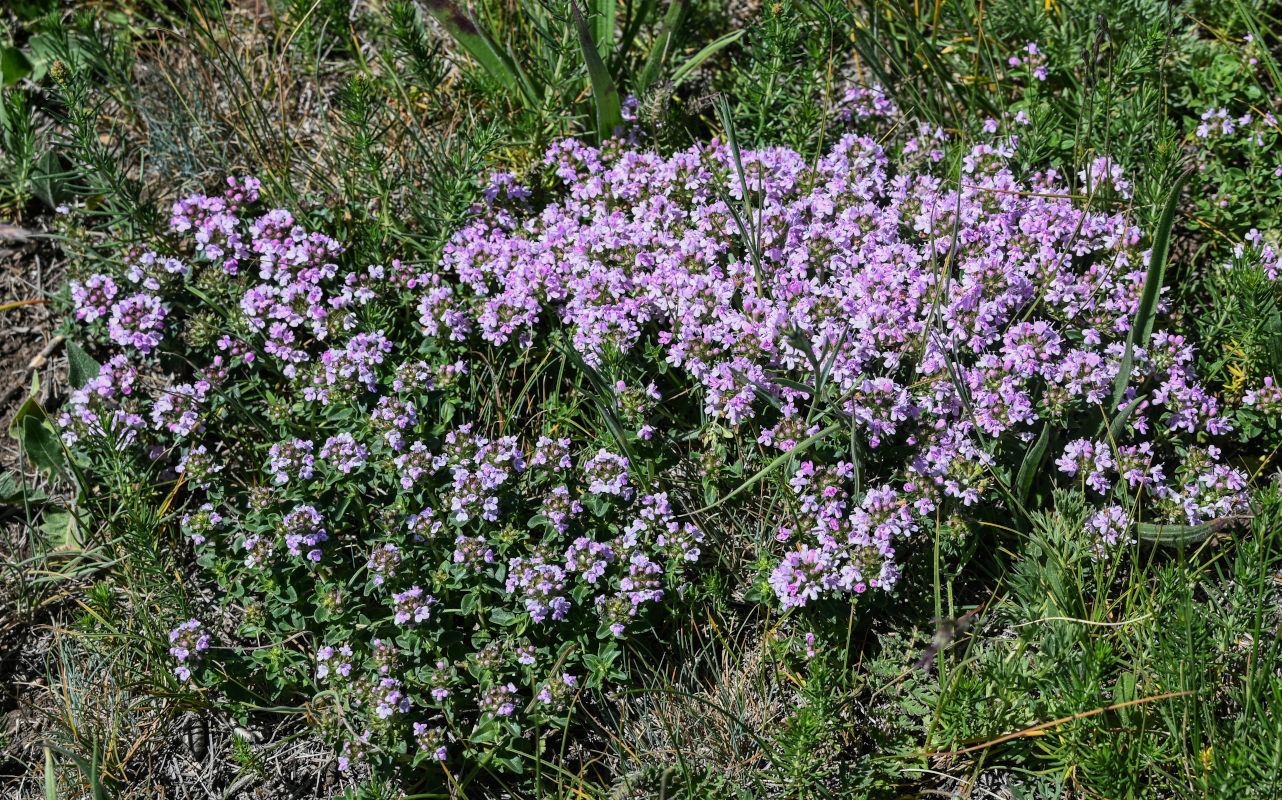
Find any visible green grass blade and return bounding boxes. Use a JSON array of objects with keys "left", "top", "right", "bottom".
[
  {"left": 713, "top": 94, "right": 765, "bottom": 292},
  {"left": 44, "top": 748, "right": 56, "bottom": 800},
  {"left": 1138, "top": 168, "right": 1194, "bottom": 346},
  {"left": 690, "top": 422, "right": 840, "bottom": 515},
  {"left": 1109, "top": 167, "right": 1194, "bottom": 412},
  {"left": 669, "top": 29, "right": 744, "bottom": 87},
  {"left": 589, "top": 0, "right": 617, "bottom": 63},
  {"left": 422, "top": 1, "right": 526, "bottom": 98},
  {"left": 557, "top": 342, "right": 642, "bottom": 488},
  {"left": 636, "top": 0, "right": 687, "bottom": 96},
  {"left": 571, "top": 0, "right": 624, "bottom": 141},
  {"left": 1015, "top": 421, "right": 1051, "bottom": 506},
  {"left": 1104, "top": 393, "right": 1145, "bottom": 442}
]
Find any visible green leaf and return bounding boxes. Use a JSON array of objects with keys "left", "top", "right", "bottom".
[
  {"left": 41, "top": 509, "right": 81, "bottom": 550},
  {"left": 24, "top": 33, "right": 59, "bottom": 82},
  {"left": 1104, "top": 394, "right": 1145, "bottom": 442},
  {"left": 588, "top": 0, "right": 617, "bottom": 63},
  {"left": 669, "top": 29, "right": 745, "bottom": 87},
  {"left": 8, "top": 373, "right": 42, "bottom": 439},
  {"left": 30, "top": 150, "right": 67, "bottom": 209},
  {"left": 489, "top": 608, "right": 519, "bottom": 627},
  {"left": 571, "top": 0, "right": 623, "bottom": 142},
  {"left": 0, "top": 471, "right": 21, "bottom": 503},
  {"left": 422, "top": 1, "right": 535, "bottom": 104},
  {"left": 459, "top": 592, "right": 478, "bottom": 615},
  {"left": 44, "top": 748, "right": 56, "bottom": 800},
  {"left": 0, "top": 46, "right": 33, "bottom": 87},
  {"left": 66, "top": 340, "right": 101, "bottom": 390},
  {"left": 1015, "top": 421, "right": 1051, "bottom": 507},
  {"left": 1109, "top": 168, "right": 1194, "bottom": 413},
  {"left": 1137, "top": 516, "right": 1246, "bottom": 546},
  {"left": 1114, "top": 672, "right": 1139, "bottom": 725},
  {"left": 17, "top": 414, "right": 63, "bottom": 474},
  {"left": 636, "top": 0, "right": 687, "bottom": 95}
]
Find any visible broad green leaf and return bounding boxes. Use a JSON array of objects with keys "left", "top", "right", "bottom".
[
  {"left": 24, "top": 33, "right": 58, "bottom": 82},
  {"left": 571, "top": 0, "right": 623, "bottom": 142},
  {"left": 41, "top": 509, "right": 81, "bottom": 550},
  {"left": 30, "top": 150, "right": 67, "bottom": 208},
  {"left": 18, "top": 414, "right": 63, "bottom": 474},
  {"left": 1015, "top": 421, "right": 1051, "bottom": 506},
  {"left": 0, "top": 46, "right": 33, "bottom": 87},
  {"left": 66, "top": 340, "right": 101, "bottom": 389},
  {"left": 588, "top": 0, "right": 617, "bottom": 62},
  {"left": 0, "top": 470, "right": 45, "bottom": 504}
]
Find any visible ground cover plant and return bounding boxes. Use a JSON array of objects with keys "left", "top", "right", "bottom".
[{"left": 4, "top": 0, "right": 1282, "bottom": 798}]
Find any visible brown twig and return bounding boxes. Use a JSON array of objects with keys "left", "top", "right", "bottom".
[{"left": 1, "top": 334, "right": 66, "bottom": 411}]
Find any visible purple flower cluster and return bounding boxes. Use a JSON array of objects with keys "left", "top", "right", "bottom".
[
  {"left": 69, "top": 274, "right": 118, "bottom": 321},
  {"left": 58, "top": 112, "right": 1264, "bottom": 772},
  {"left": 506, "top": 548, "right": 570, "bottom": 623},
  {"left": 181, "top": 503, "right": 223, "bottom": 546},
  {"left": 535, "top": 672, "right": 578, "bottom": 713},
  {"left": 108, "top": 293, "right": 168, "bottom": 354},
  {"left": 169, "top": 619, "right": 211, "bottom": 681},
  {"left": 1007, "top": 42, "right": 1049, "bottom": 81},
  {"left": 281, "top": 505, "right": 328, "bottom": 561},
  {"left": 391, "top": 586, "right": 436, "bottom": 625},
  {"left": 367, "top": 543, "right": 401, "bottom": 586},
  {"left": 479, "top": 682, "right": 519, "bottom": 718},
  {"left": 268, "top": 438, "right": 315, "bottom": 485},
  {"left": 423, "top": 132, "right": 1247, "bottom": 605},
  {"left": 582, "top": 450, "right": 631, "bottom": 498}
]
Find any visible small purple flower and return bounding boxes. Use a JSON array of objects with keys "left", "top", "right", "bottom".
[
  {"left": 281, "top": 505, "right": 328, "bottom": 561},
  {"left": 480, "top": 682, "right": 519, "bottom": 718},
  {"left": 169, "top": 619, "right": 211, "bottom": 681},
  {"left": 70, "top": 273, "right": 118, "bottom": 322},
  {"left": 391, "top": 586, "right": 436, "bottom": 625},
  {"left": 367, "top": 543, "right": 401, "bottom": 586},
  {"left": 108, "top": 292, "right": 167, "bottom": 353}
]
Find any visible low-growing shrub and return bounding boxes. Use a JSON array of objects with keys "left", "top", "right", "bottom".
[{"left": 56, "top": 115, "right": 1262, "bottom": 782}]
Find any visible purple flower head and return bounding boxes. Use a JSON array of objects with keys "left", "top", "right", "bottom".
[
  {"left": 169, "top": 619, "right": 211, "bottom": 681},
  {"left": 108, "top": 293, "right": 167, "bottom": 353},
  {"left": 391, "top": 586, "right": 436, "bottom": 626}
]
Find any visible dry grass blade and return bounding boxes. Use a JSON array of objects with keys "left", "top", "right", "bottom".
[{"left": 899, "top": 690, "right": 1197, "bottom": 759}]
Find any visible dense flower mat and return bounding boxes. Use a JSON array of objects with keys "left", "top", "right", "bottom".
[{"left": 57, "top": 124, "right": 1271, "bottom": 772}]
